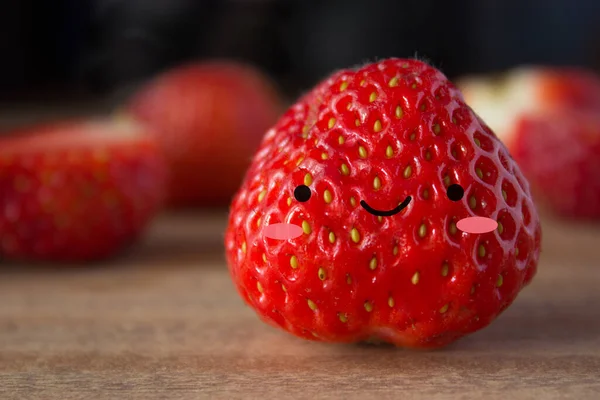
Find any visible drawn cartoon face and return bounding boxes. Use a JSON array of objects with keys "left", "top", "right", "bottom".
[
  {"left": 264, "top": 180, "right": 498, "bottom": 241},
  {"left": 224, "top": 58, "right": 542, "bottom": 351}
]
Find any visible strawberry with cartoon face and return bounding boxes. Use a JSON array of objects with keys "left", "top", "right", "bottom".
[{"left": 224, "top": 58, "right": 542, "bottom": 349}]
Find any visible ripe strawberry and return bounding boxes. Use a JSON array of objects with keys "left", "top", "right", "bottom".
[
  {"left": 224, "top": 58, "right": 542, "bottom": 349},
  {"left": 126, "top": 61, "right": 283, "bottom": 208},
  {"left": 0, "top": 118, "right": 167, "bottom": 263},
  {"left": 511, "top": 111, "right": 600, "bottom": 219},
  {"left": 459, "top": 67, "right": 600, "bottom": 219}
]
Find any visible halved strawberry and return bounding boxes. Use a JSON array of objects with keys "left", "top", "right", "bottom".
[
  {"left": 458, "top": 66, "right": 600, "bottom": 147},
  {"left": 0, "top": 118, "right": 167, "bottom": 263},
  {"left": 459, "top": 67, "right": 600, "bottom": 219},
  {"left": 225, "top": 58, "right": 542, "bottom": 349}
]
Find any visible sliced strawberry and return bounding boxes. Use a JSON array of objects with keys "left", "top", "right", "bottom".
[
  {"left": 0, "top": 118, "right": 167, "bottom": 263},
  {"left": 126, "top": 61, "right": 283, "bottom": 208},
  {"left": 225, "top": 58, "right": 542, "bottom": 349}
]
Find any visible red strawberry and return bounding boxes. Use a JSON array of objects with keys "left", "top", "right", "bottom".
[
  {"left": 225, "top": 58, "right": 542, "bottom": 349},
  {"left": 511, "top": 111, "right": 600, "bottom": 219},
  {"left": 0, "top": 118, "right": 167, "bottom": 263},
  {"left": 126, "top": 61, "right": 283, "bottom": 208}
]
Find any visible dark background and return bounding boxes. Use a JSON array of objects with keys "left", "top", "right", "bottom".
[{"left": 1, "top": 0, "right": 599, "bottom": 103}]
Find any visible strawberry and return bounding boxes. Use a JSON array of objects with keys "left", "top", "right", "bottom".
[
  {"left": 458, "top": 66, "right": 600, "bottom": 139},
  {"left": 0, "top": 118, "right": 167, "bottom": 263},
  {"left": 459, "top": 67, "right": 600, "bottom": 219},
  {"left": 126, "top": 61, "right": 283, "bottom": 208},
  {"left": 224, "top": 58, "right": 542, "bottom": 349},
  {"left": 511, "top": 110, "right": 600, "bottom": 219}
]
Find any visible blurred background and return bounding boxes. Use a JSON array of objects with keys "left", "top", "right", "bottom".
[
  {"left": 1, "top": 0, "right": 600, "bottom": 264},
  {"left": 1, "top": 0, "right": 599, "bottom": 109}
]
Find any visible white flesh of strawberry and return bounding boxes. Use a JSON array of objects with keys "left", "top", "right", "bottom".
[{"left": 458, "top": 67, "right": 546, "bottom": 149}]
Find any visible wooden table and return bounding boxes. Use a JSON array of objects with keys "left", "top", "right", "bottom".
[{"left": 1, "top": 211, "right": 599, "bottom": 400}]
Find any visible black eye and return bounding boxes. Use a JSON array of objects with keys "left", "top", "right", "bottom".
[
  {"left": 294, "top": 185, "right": 311, "bottom": 202},
  {"left": 447, "top": 184, "right": 464, "bottom": 201}
]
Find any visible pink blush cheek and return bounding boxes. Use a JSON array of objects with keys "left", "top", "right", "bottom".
[
  {"left": 263, "top": 223, "right": 304, "bottom": 240},
  {"left": 456, "top": 216, "right": 498, "bottom": 234}
]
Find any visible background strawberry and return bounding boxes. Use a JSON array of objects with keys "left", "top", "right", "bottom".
[
  {"left": 511, "top": 111, "right": 600, "bottom": 219},
  {"left": 225, "top": 58, "right": 542, "bottom": 349},
  {"left": 459, "top": 67, "right": 600, "bottom": 219},
  {"left": 0, "top": 118, "right": 167, "bottom": 263},
  {"left": 126, "top": 61, "right": 284, "bottom": 208},
  {"left": 458, "top": 67, "right": 600, "bottom": 140}
]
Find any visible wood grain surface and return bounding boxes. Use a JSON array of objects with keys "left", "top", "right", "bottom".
[{"left": 1, "top": 211, "right": 600, "bottom": 400}]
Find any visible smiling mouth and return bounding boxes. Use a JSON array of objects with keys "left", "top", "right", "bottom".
[{"left": 360, "top": 196, "right": 412, "bottom": 217}]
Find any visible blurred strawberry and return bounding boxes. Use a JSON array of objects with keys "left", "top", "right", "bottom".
[
  {"left": 126, "top": 61, "right": 283, "bottom": 208},
  {"left": 458, "top": 67, "right": 600, "bottom": 141},
  {"left": 511, "top": 111, "right": 600, "bottom": 219},
  {"left": 459, "top": 67, "right": 600, "bottom": 219},
  {"left": 0, "top": 118, "right": 167, "bottom": 263}
]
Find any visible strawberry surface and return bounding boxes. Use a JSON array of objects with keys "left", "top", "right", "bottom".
[
  {"left": 225, "top": 58, "right": 542, "bottom": 349},
  {"left": 0, "top": 118, "right": 167, "bottom": 263}
]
